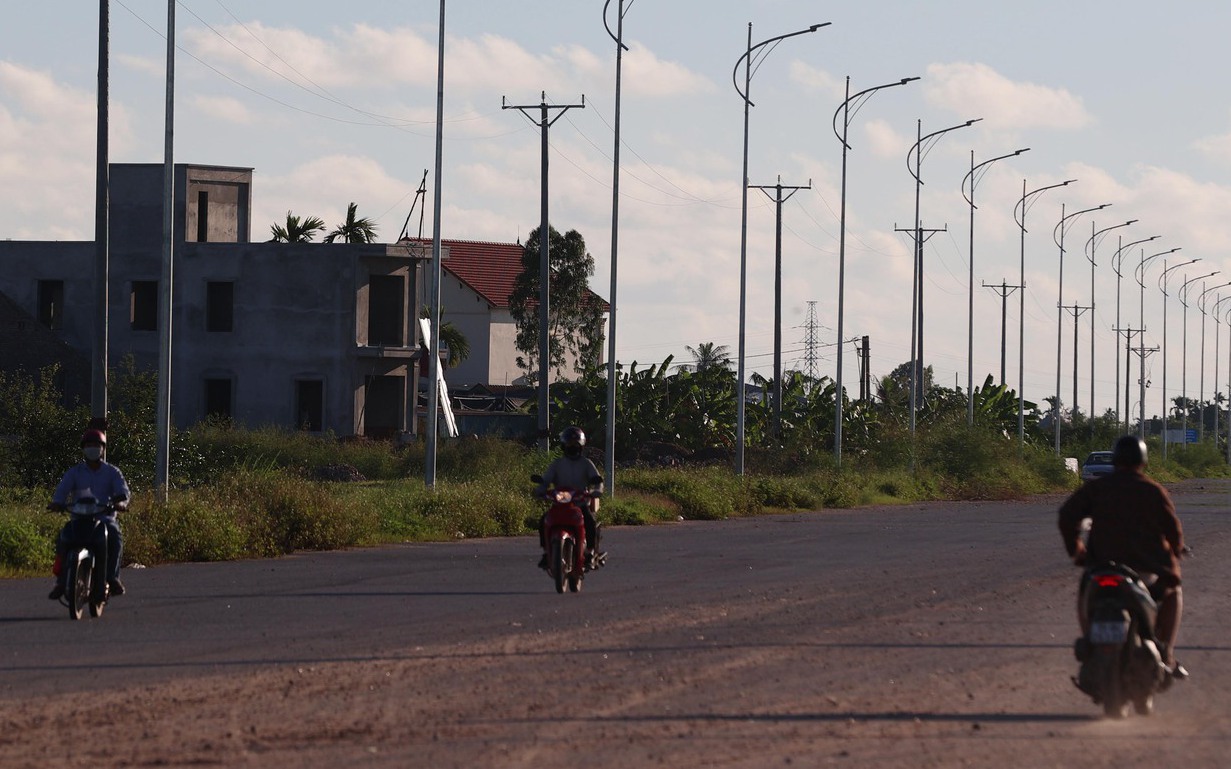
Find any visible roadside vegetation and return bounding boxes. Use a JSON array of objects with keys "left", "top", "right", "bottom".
[{"left": 1, "top": 358, "right": 1226, "bottom": 578}]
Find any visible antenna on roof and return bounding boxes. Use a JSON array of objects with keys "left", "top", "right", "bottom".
[{"left": 397, "top": 170, "right": 430, "bottom": 241}]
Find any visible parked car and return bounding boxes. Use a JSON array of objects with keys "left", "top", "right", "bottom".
[{"left": 1080, "top": 451, "right": 1115, "bottom": 482}]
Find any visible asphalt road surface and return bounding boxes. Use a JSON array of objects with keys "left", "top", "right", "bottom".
[{"left": 1, "top": 479, "right": 1228, "bottom": 768}]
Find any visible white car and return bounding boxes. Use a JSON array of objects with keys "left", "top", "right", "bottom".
[{"left": 1080, "top": 451, "right": 1115, "bottom": 482}]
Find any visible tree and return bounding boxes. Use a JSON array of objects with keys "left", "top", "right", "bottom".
[
  {"left": 269, "top": 211, "right": 325, "bottom": 243},
  {"left": 324, "top": 202, "right": 378, "bottom": 244},
  {"left": 684, "top": 342, "right": 732, "bottom": 373},
  {"left": 509, "top": 225, "right": 605, "bottom": 383}
]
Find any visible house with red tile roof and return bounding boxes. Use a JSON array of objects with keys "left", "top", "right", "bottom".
[{"left": 410, "top": 238, "right": 609, "bottom": 388}]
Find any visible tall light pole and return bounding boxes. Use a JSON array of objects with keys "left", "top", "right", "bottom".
[
  {"left": 1085, "top": 219, "right": 1136, "bottom": 422},
  {"left": 960, "top": 147, "right": 1028, "bottom": 425},
  {"left": 1197, "top": 281, "right": 1231, "bottom": 441},
  {"left": 1210, "top": 293, "right": 1231, "bottom": 448},
  {"left": 831, "top": 74, "right": 917, "bottom": 466},
  {"left": 424, "top": 0, "right": 447, "bottom": 486},
  {"left": 1179, "top": 271, "right": 1219, "bottom": 444},
  {"left": 906, "top": 117, "right": 981, "bottom": 438},
  {"left": 602, "top": 0, "right": 629, "bottom": 495},
  {"left": 1052, "top": 203, "right": 1109, "bottom": 453},
  {"left": 1134, "top": 246, "right": 1179, "bottom": 432},
  {"left": 1013, "top": 179, "right": 1073, "bottom": 445},
  {"left": 732, "top": 20, "right": 829, "bottom": 475},
  {"left": 1159, "top": 258, "right": 1199, "bottom": 459},
  {"left": 1111, "top": 234, "right": 1158, "bottom": 424}
]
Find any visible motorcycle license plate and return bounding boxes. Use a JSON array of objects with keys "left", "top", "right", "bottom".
[{"left": 1090, "top": 620, "right": 1129, "bottom": 644}]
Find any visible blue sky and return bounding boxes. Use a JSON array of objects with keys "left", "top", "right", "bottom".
[{"left": 4, "top": 1, "right": 1231, "bottom": 419}]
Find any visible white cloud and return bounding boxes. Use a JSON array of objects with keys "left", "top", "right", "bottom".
[
  {"left": 862, "top": 118, "right": 909, "bottom": 160},
  {"left": 190, "top": 95, "right": 255, "bottom": 125},
  {"left": 1194, "top": 129, "right": 1231, "bottom": 166},
  {"left": 925, "top": 62, "right": 1093, "bottom": 131},
  {"left": 788, "top": 62, "right": 844, "bottom": 100}
]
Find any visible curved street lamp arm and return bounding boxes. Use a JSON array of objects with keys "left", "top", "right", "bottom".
[
  {"left": 1014, "top": 179, "right": 1076, "bottom": 231},
  {"left": 1159, "top": 257, "right": 1200, "bottom": 294},
  {"left": 1135, "top": 246, "right": 1180, "bottom": 287},
  {"left": 961, "top": 148, "right": 1030, "bottom": 206},
  {"left": 602, "top": 0, "right": 631, "bottom": 50},
  {"left": 1052, "top": 203, "right": 1110, "bottom": 250},
  {"left": 1112, "top": 235, "right": 1160, "bottom": 275},
  {"left": 1179, "top": 270, "right": 1220, "bottom": 307},
  {"left": 1210, "top": 292, "right": 1231, "bottom": 318},
  {"left": 732, "top": 22, "right": 830, "bottom": 104},
  {"left": 831, "top": 76, "right": 919, "bottom": 147},
  {"left": 1198, "top": 280, "right": 1231, "bottom": 312},
  {"left": 1084, "top": 219, "right": 1137, "bottom": 264},
  {"left": 907, "top": 118, "right": 982, "bottom": 184}
]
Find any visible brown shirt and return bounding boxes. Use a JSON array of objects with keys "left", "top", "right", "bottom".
[{"left": 1057, "top": 468, "right": 1184, "bottom": 583}]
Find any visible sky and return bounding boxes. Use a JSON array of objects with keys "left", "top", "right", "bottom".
[{"left": 4, "top": 1, "right": 1231, "bottom": 422}]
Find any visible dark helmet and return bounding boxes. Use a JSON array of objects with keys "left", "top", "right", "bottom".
[
  {"left": 1112, "top": 435, "right": 1147, "bottom": 467},
  {"left": 559, "top": 426, "right": 586, "bottom": 456},
  {"left": 81, "top": 429, "right": 106, "bottom": 446}
]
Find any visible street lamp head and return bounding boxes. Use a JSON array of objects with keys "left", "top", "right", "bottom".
[{"left": 901, "top": 76, "right": 921, "bottom": 85}]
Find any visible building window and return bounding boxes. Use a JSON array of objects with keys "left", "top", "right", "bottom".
[
  {"left": 367, "top": 274, "right": 404, "bottom": 346},
  {"left": 130, "top": 281, "right": 158, "bottom": 331},
  {"left": 206, "top": 281, "right": 234, "bottom": 332},
  {"left": 37, "top": 280, "right": 64, "bottom": 330},
  {"left": 196, "top": 190, "right": 209, "bottom": 242},
  {"left": 295, "top": 379, "right": 324, "bottom": 432},
  {"left": 204, "top": 377, "right": 233, "bottom": 421}
]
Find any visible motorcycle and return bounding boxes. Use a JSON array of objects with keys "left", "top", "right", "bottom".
[
  {"left": 1072, "top": 562, "right": 1172, "bottom": 718},
  {"left": 54, "top": 498, "right": 115, "bottom": 620},
  {"left": 531, "top": 474, "right": 604, "bottom": 594}
]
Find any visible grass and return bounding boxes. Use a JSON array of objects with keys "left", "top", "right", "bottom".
[{"left": 0, "top": 427, "right": 1098, "bottom": 579}]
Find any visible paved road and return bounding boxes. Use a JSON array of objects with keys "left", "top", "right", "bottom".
[{"left": 1, "top": 479, "right": 1228, "bottom": 767}]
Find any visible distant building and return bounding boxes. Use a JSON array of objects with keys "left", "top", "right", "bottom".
[{"left": 0, "top": 163, "right": 429, "bottom": 438}]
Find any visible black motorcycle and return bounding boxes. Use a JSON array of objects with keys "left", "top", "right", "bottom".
[
  {"left": 1072, "top": 562, "right": 1171, "bottom": 718},
  {"left": 56, "top": 499, "right": 114, "bottom": 620}
]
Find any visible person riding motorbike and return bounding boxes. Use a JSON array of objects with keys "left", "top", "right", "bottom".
[
  {"left": 1058, "top": 435, "right": 1187, "bottom": 679},
  {"left": 535, "top": 426, "right": 605, "bottom": 569},
  {"left": 47, "top": 429, "right": 130, "bottom": 600}
]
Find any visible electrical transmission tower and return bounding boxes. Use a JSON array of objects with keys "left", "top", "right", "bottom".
[{"left": 801, "top": 301, "right": 820, "bottom": 391}]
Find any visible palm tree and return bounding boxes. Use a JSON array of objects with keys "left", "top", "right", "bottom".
[
  {"left": 685, "top": 342, "right": 732, "bottom": 373},
  {"left": 269, "top": 211, "right": 325, "bottom": 243},
  {"left": 324, "top": 202, "right": 379, "bottom": 244}
]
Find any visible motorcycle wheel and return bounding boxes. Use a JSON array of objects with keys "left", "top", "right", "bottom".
[
  {"left": 552, "top": 539, "right": 568, "bottom": 594},
  {"left": 1101, "top": 660, "right": 1129, "bottom": 719},
  {"left": 89, "top": 574, "right": 107, "bottom": 618},
  {"left": 1132, "top": 694, "right": 1154, "bottom": 716},
  {"left": 67, "top": 554, "right": 89, "bottom": 621},
  {"left": 569, "top": 573, "right": 582, "bottom": 593}
]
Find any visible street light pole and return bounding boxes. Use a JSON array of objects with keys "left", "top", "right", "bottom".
[
  {"left": 1014, "top": 179, "right": 1073, "bottom": 446},
  {"left": 906, "top": 117, "right": 981, "bottom": 441},
  {"left": 960, "top": 147, "right": 1028, "bottom": 426},
  {"left": 831, "top": 74, "right": 917, "bottom": 467},
  {"left": 1134, "top": 246, "right": 1178, "bottom": 427},
  {"left": 1209, "top": 294, "right": 1231, "bottom": 448},
  {"left": 1052, "top": 203, "right": 1109, "bottom": 453},
  {"left": 1111, "top": 234, "right": 1158, "bottom": 425},
  {"left": 1179, "top": 271, "right": 1219, "bottom": 445},
  {"left": 1085, "top": 219, "right": 1137, "bottom": 423},
  {"left": 1159, "top": 258, "right": 1199, "bottom": 459},
  {"left": 1197, "top": 281, "right": 1231, "bottom": 441},
  {"left": 602, "top": 0, "right": 630, "bottom": 496},
  {"left": 732, "top": 20, "right": 828, "bottom": 476}
]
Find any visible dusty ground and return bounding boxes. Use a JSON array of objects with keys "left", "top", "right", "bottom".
[{"left": 2, "top": 485, "right": 1227, "bottom": 768}]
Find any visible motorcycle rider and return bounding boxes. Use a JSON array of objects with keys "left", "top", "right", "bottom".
[
  {"left": 535, "top": 426, "right": 605, "bottom": 569},
  {"left": 1058, "top": 434, "right": 1187, "bottom": 678},
  {"left": 47, "top": 429, "right": 130, "bottom": 600}
]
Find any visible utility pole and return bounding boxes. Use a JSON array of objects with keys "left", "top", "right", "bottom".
[
  {"left": 92, "top": 0, "right": 110, "bottom": 429},
  {"left": 895, "top": 223, "right": 948, "bottom": 414},
  {"left": 751, "top": 176, "right": 810, "bottom": 438},
  {"left": 503, "top": 92, "right": 585, "bottom": 450},
  {"left": 1065, "top": 304, "right": 1091, "bottom": 423},
  {"left": 862, "top": 336, "right": 871, "bottom": 405},
  {"left": 983, "top": 279, "right": 1022, "bottom": 385},
  {"left": 1116, "top": 326, "right": 1143, "bottom": 434},
  {"left": 1133, "top": 337, "right": 1159, "bottom": 438}
]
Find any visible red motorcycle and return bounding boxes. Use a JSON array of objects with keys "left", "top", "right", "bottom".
[{"left": 531, "top": 475, "right": 603, "bottom": 594}]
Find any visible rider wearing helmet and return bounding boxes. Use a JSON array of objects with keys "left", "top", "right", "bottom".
[
  {"left": 535, "top": 426, "right": 606, "bottom": 569},
  {"left": 1058, "top": 435, "right": 1187, "bottom": 678},
  {"left": 47, "top": 429, "right": 130, "bottom": 600}
]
